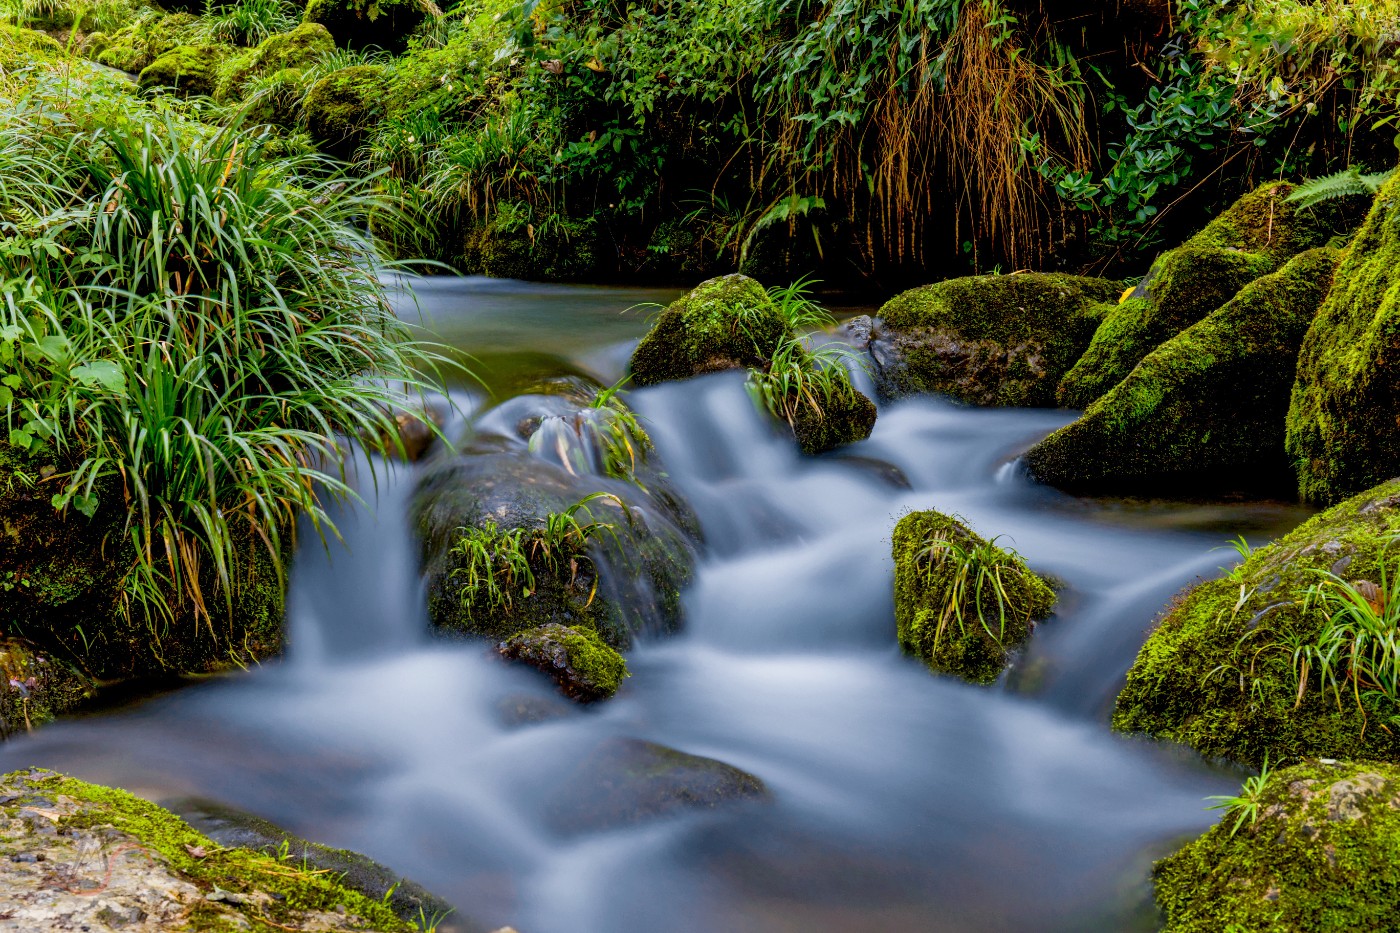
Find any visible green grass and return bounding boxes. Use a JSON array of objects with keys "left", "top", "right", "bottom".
[
  {"left": 202, "top": 0, "right": 295, "bottom": 46},
  {"left": 915, "top": 528, "right": 1036, "bottom": 649},
  {"left": 1206, "top": 755, "right": 1274, "bottom": 836},
  {"left": 1294, "top": 555, "right": 1400, "bottom": 724}
]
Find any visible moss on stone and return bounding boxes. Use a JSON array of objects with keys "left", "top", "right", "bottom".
[
  {"left": 303, "top": 0, "right": 438, "bottom": 54},
  {"left": 459, "top": 209, "right": 602, "bottom": 281},
  {"left": 1287, "top": 173, "right": 1400, "bottom": 506},
  {"left": 789, "top": 372, "right": 878, "bottom": 455},
  {"left": 1155, "top": 759, "right": 1400, "bottom": 932},
  {"left": 0, "top": 638, "right": 92, "bottom": 738},
  {"left": 0, "top": 769, "right": 416, "bottom": 931},
  {"left": 137, "top": 44, "right": 226, "bottom": 97},
  {"left": 1058, "top": 183, "right": 1349, "bottom": 408},
  {"left": 892, "top": 510, "right": 1056, "bottom": 684},
  {"left": 303, "top": 64, "right": 388, "bottom": 159},
  {"left": 870, "top": 272, "right": 1122, "bottom": 405},
  {"left": 215, "top": 22, "right": 334, "bottom": 102},
  {"left": 498, "top": 622, "right": 629, "bottom": 702},
  {"left": 1113, "top": 478, "right": 1400, "bottom": 766},
  {"left": 94, "top": 12, "right": 199, "bottom": 74},
  {"left": 0, "top": 23, "right": 63, "bottom": 61},
  {"left": 1025, "top": 247, "right": 1341, "bottom": 491},
  {"left": 630, "top": 274, "right": 789, "bottom": 386}
]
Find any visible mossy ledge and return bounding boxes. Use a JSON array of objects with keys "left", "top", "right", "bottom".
[
  {"left": 1113, "top": 478, "right": 1400, "bottom": 766},
  {"left": 0, "top": 768, "right": 419, "bottom": 931},
  {"left": 1287, "top": 171, "right": 1400, "bottom": 506},
  {"left": 1024, "top": 247, "right": 1341, "bottom": 493},
  {"left": 1155, "top": 759, "right": 1400, "bottom": 932},
  {"left": 892, "top": 510, "right": 1057, "bottom": 684}
]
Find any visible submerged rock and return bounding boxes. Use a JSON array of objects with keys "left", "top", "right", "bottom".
[
  {"left": 630, "top": 274, "right": 788, "bottom": 386},
  {"left": 892, "top": 510, "right": 1056, "bottom": 684},
  {"left": 1058, "top": 183, "right": 1350, "bottom": 408},
  {"left": 864, "top": 272, "right": 1122, "bottom": 405},
  {"left": 1155, "top": 759, "right": 1400, "bottom": 932},
  {"left": 494, "top": 692, "right": 578, "bottom": 728},
  {"left": 1114, "top": 478, "right": 1400, "bottom": 766},
  {"left": 1287, "top": 172, "right": 1400, "bottom": 506},
  {"left": 1025, "top": 247, "right": 1341, "bottom": 492},
  {"left": 0, "top": 638, "right": 92, "bottom": 739},
  {"left": 544, "top": 737, "right": 769, "bottom": 835},
  {"left": 497, "top": 623, "right": 629, "bottom": 702},
  {"left": 0, "top": 769, "right": 421, "bottom": 931}
]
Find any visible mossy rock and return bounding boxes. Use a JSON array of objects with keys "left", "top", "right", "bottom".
[
  {"left": 0, "top": 442, "right": 286, "bottom": 682},
  {"left": 0, "top": 24, "right": 63, "bottom": 62},
  {"left": 1113, "top": 478, "right": 1400, "bottom": 766},
  {"left": 303, "top": 0, "right": 438, "bottom": 53},
  {"left": 630, "top": 274, "right": 789, "bottom": 386},
  {"left": 0, "top": 769, "right": 418, "bottom": 930},
  {"left": 95, "top": 12, "right": 200, "bottom": 74},
  {"left": 138, "top": 44, "right": 226, "bottom": 97},
  {"left": 497, "top": 622, "right": 629, "bottom": 702},
  {"left": 788, "top": 374, "right": 878, "bottom": 455},
  {"left": 0, "top": 638, "right": 92, "bottom": 739},
  {"left": 892, "top": 510, "right": 1057, "bottom": 684},
  {"left": 216, "top": 22, "right": 334, "bottom": 102},
  {"left": 1155, "top": 759, "right": 1400, "bottom": 932},
  {"left": 304, "top": 64, "right": 388, "bottom": 158},
  {"left": 458, "top": 210, "right": 604, "bottom": 281},
  {"left": 1059, "top": 183, "right": 1350, "bottom": 408},
  {"left": 1287, "top": 172, "right": 1400, "bottom": 506},
  {"left": 1025, "top": 247, "right": 1341, "bottom": 492},
  {"left": 865, "top": 272, "right": 1122, "bottom": 405}
]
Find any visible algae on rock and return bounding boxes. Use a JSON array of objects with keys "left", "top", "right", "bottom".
[
  {"left": 863, "top": 272, "right": 1122, "bottom": 405},
  {"left": 498, "top": 622, "right": 629, "bottom": 702},
  {"left": 1155, "top": 759, "right": 1400, "bottom": 932},
  {"left": 1287, "top": 172, "right": 1400, "bottom": 506},
  {"left": 892, "top": 510, "right": 1056, "bottom": 684},
  {"left": 1113, "top": 478, "right": 1400, "bottom": 767},
  {"left": 1025, "top": 247, "right": 1341, "bottom": 491},
  {"left": 215, "top": 22, "right": 334, "bottom": 102},
  {"left": 1058, "top": 183, "right": 1348, "bottom": 408}
]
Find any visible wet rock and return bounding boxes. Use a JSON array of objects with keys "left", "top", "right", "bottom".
[
  {"left": 830, "top": 454, "right": 912, "bottom": 489},
  {"left": 868, "top": 272, "right": 1121, "bottom": 406},
  {"left": 497, "top": 623, "right": 628, "bottom": 702},
  {"left": 494, "top": 693, "right": 578, "bottom": 728},
  {"left": 892, "top": 510, "right": 1056, "bottom": 684},
  {"left": 630, "top": 275, "right": 788, "bottom": 386},
  {"left": 0, "top": 638, "right": 92, "bottom": 740},
  {"left": 1155, "top": 759, "right": 1400, "bottom": 932},
  {"left": 544, "top": 737, "right": 769, "bottom": 835},
  {"left": 166, "top": 798, "right": 455, "bottom": 926}
]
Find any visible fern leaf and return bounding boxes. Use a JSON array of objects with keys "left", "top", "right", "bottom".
[{"left": 1288, "top": 166, "right": 1397, "bottom": 209}]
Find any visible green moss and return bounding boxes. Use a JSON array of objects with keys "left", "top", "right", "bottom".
[
  {"left": 459, "top": 208, "right": 602, "bottom": 281},
  {"left": 1155, "top": 759, "right": 1400, "bottom": 932},
  {"left": 0, "top": 638, "right": 92, "bottom": 736},
  {"left": 789, "top": 372, "right": 878, "bottom": 455},
  {"left": 303, "top": 0, "right": 437, "bottom": 54},
  {"left": 94, "top": 12, "right": 200, "bottom": 74},
  {"left": 138, "top": 44, "right": 227, "bottom": 97},
  {"left": 872, "top": 272, "right": 1122, "bottom": 405},
  {"left": 498, "top": 622, "right": 629, "bottom": 701},
  {"left": 0, "top": 24, "right": 63, "bottom": 62},
  {"left": 4, "top": 770, "right": 416, "bottom": 931},
  {"left": 1025, "top": 247, "right": 1341, "bottom": 491},
  {"left": 303, "top": 64, "right": 388, "bottom": 158},
  {"left": 1287, "top": 173, "right": 1400, "bottom": 506},
  {"left": 215, "top": 22, "right": 334, "bottom": 102},
  {"left": 892, "top": 510, "right": 1056, "bottom": 684},
  {"left": 1058, "top": 183, "right": 1349, "bottom": 408},
  {"left": 630, "top": 274, "right": 789, "bottom": 386},
  {"left": 1113, "top": 478, "right": 1400, "bottom": 766}
]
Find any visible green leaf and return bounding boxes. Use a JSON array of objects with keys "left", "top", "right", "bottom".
[
  {"left": 72, "top": 493, "right": 98, "bottom": 518},
  {"left": 8, "top": 428, "right": 32, "bottom": 449},
  {"left": 1, "top": 375, "right": 19, "bottom": 389},
  {"left": 71, "top": 360, "right": 127, "bottom": 395},
  {"left": 0, "top": 387, "right": 11, "bottom": 407}
]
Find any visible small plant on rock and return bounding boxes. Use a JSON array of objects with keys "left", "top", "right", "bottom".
[
  {"left": 916, "top": 529, "right": 1036, "bottom": 649},
  {"left": 1206, "top": 755, "right": 1273, "bottom": 836}
]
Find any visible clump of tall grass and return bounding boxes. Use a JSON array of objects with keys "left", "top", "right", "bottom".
[
  {"left": 202, "top": 0, "right": 296, "bottom": 47},
  {"left": 0, "top": 81, "right": 443, "bottom": 631},
  {"left": 915, "top": 528, "right": 1040, "bottom": 650}
]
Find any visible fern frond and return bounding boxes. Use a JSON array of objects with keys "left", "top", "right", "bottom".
[{"left": 1288, "top": 166, "right": 1397, "bottom": 209}]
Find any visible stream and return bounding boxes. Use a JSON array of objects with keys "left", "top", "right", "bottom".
[{"left": 0, "top": 277, "right": 1317, "bottom": 932}]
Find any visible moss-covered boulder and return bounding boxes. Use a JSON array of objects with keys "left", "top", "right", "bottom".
[
  {"left": 1025, "top": 247, "right": 1341, "bottom": 492},
  {"left": 892, "top": 510, "right": 1057, "bottom": 684},
  {"left": 1, "top": 443, "right": 285, "bottom": 683},
  {"left": 1155, "top": 759, "right": 1400, "bottom": 932},
  {"left": 862, "top": 272, "right": 1122, "bottom": 405},
  {"left": 459, "top": 209, "right": 603, "bottom": 281},
  {"left": 543, "top": 737, "right": 770, "bottom": 835},
  {"left": 216, "top": 22, "right": 334, "bottom": 102},
  {"left": 787, "top": 375, "right": 878, "bottom": 455},
  {"left": 1287, "top": 173, "right": 1400, "bottom": 506},
  {"left": 303, "top": 0, "right": 438, "bottom": 54},
  {"left": 0, "top": 639, "right": 92, "bottom": 739},
  {"left": 1114, "top": 479, "right": 1400, "bottom": 766},
  {"left": 1059, "top": 183, "right": 1348, "bottom": 408},
  {"left": 0, "top": 769, "right": 419, "bottom": 931},
  {"left": 498, "top": 622, "right": 629, "bottom": 702},
  {"left": 95, "top": 12, "right": 200, "bottom": 74},
  {"left": 630, "top": 274, "right": 789, "bottom": 386},
  {"left": 137, "top": 44, "right": 226, "bottom": 97},
  {"left": 304, "top": 64, "right": 388, "bottom": 159}
]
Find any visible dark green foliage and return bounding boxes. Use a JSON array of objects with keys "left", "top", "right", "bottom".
[
  {"left": 871, "top": 272, "right": 1122, "bottom": 405},
  {"left": 459, "top": 207, "right": 602, "bottom": 281},
  {"left": 630, "top": 275, "right": 788, "bottom": 386},
  {"left": 498, "top": 622, "right": 629, "bottom": 702},
  {"left": 892, "top": 510, "right": 1056, "bottom": 684},
  {"left": 1025, "top": 247, "right": 1340, "bottom": 491},
  {"left": 304, "top": 63, "right": 387, "bottom": 158},
  {"left": 1113, "top": 479, "right": 1400, "bottom": 767},
  {"left": 303, "top": 0, "right": 436, "bottom": 53},
  {"left": 137, "top": 44, "right": 227, "bottom": 97},
  {"left": 1287, "top": 172, "right": 1400, "bottom": 506},
  {"left": 1058, "top": 183, "right": 1348, "bottom": 408},
  {"left": 93, "top": 11, "right": 201, "bottom": 74},
  {"left": 1155, "top": 759, "right": 1400, "bottom": 932}
]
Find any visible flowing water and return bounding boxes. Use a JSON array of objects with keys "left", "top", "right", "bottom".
[{"left": 0, "top": 277, "right": 1316, "bottom": 932}]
